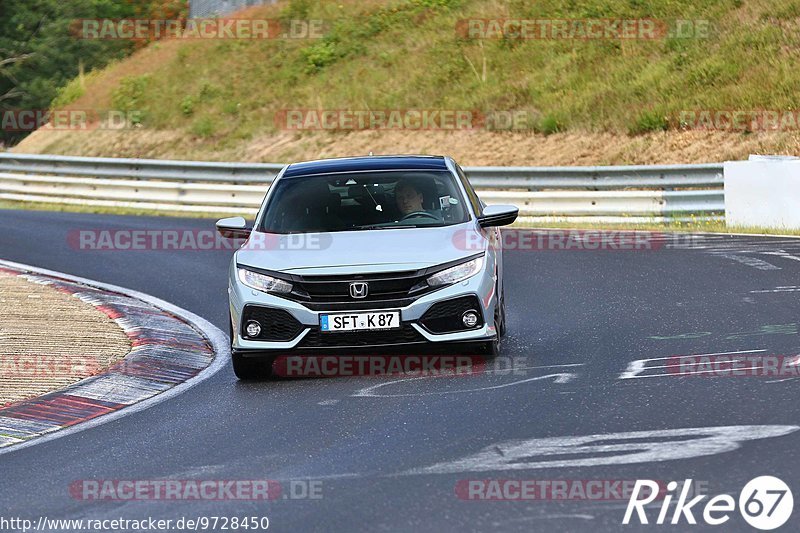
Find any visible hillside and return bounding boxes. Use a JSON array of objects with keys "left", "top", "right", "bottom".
[{"left": 14, "top": 0, "right": 800, "bottom": 165}]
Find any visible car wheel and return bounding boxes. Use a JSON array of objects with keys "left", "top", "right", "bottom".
[
  {"left": 232, "top": 351, "right": 274, "bottom": 380},
  {"left": 480, "top": 336, "right": 500, "bottom": 359},
  {"left": 497, "top": 284, "right": 507, "bottom": 337},
  {"left": 479, "top": 305, "right": 502, "bottom": 358},
  {"left": 484, "top": 339, "right": 500, "bottom": 359},
  {"left": 492, "top": 278, "right": 507, "bottom": 338},
  {"left": 228, "top": 310, "right": 235, "bottom": 349}
]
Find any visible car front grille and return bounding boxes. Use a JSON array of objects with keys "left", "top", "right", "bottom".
[
  {"left": 298, "top": 324, "right": 425, "bottom": 348},
  {"left": 282, "top": 269, "right": 436, "bottom": 311}
]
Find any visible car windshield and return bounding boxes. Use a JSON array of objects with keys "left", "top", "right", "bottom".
[{"left": 258, "top": 171, "right": 470, "bottom": 233}]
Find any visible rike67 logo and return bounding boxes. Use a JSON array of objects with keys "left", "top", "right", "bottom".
[{"left": 624, "top": 476, "right": 793, "bottom": 530}]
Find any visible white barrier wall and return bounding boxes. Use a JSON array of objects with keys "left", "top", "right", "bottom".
[{"left": 725, "top": 157, "right": 800, "bottom": 229}]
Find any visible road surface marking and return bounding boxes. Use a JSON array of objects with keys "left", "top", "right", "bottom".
[{"left": 406, "top": 425, "right": 799, "bottom": 474}]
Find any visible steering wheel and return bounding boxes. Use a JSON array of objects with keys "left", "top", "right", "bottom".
[{"left": 400, "top": 211, "right": 439, "bottom": 222}]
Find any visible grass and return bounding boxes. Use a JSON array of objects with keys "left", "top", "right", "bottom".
[
  {"left": 516, "top": 220, "right": 800, "bottom": 237},
  {"left": 4, "top": 200, "right": 800, "bottom": 237},
  {"left": 15, "top": 0, "right": 800, "bottom": 161},
  {"left": 0, "top": 200, "right": 232, "bottom": 220}
]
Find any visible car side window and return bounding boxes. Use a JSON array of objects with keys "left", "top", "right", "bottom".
[{"left": 455, "top": 164, "right": 483, "bottom": 217}]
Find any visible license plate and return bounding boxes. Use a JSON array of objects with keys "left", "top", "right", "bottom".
[{"left": 320, "top": 311, "right": 401, "bottom": 332}]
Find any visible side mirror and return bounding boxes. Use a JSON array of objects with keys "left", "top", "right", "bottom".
[
  {"left": 477, "top": 204, "right": 518, "bottom": 228},
  {"left": 216, "top": 216, "right": 252, "bottom": 239}
]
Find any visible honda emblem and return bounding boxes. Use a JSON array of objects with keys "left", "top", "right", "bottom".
[{"left": 349, "top": 282, "right": 369, "bottom": 299}]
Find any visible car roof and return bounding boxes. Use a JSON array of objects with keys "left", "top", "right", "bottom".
[{"left": 283, "top": 155, "right": 449, "bottom": 178}]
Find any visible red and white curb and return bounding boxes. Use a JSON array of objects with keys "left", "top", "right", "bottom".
[{"left": 0, "top": 259, "right": 228, "bottom": 454}]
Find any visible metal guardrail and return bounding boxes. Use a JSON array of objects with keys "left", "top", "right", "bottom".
[
  {"left": 466, "top": 164, "right": 723, "bottom": 190},
  {"left": 0, "top": 153, "right": 725, "bottom": 222}
]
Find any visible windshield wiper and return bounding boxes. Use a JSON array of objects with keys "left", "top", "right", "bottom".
[{"left": 350, "top": 224, "right": 420, "bottom": 230}]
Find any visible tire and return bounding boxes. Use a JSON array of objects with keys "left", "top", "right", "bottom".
[
  {"left": 480, "top": 303, "right": 502, "bottom": 359},
  {"left": 497, "top": 285, "right": 507, "bottom": 337},
  {"left": 483, "top": 337, "right": 500, "bottom": 358},
  {"left": 232, "top": 351, "right": 274, "bottom": 380},
  {"left": 494, "top": 278, "right": 506, "bottom": 337}
]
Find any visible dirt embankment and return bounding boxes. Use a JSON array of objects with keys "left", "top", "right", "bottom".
[{"left": 15, "top": 127, "right": 800, "bottom": 165}]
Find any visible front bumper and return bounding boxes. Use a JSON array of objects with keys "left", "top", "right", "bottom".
[{"left": 229, "top": 260, "right": 498, "bottom": 355}]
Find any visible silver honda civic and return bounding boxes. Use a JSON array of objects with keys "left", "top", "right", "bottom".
[{"left": 217, "top": 155, "right": 518, "bottom": 379}]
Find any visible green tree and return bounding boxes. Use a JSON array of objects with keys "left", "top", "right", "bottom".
[{"left": 0, "top": 0, "right": 187, "bottom": 145}]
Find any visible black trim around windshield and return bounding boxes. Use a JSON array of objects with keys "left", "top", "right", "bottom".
[
  {"left": 454, "top": 164, "right": 484, "bottom": 217},
  {"left": 258, "top": 170, "right": 472, "bottom": 234}
]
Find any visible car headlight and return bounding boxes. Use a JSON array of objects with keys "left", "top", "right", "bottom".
[
  {"left": 426, "top": 256, "right": 484, "bottom": 287},
  {"left": 237, "top": 268, "right": 292, "bottom": 294}
]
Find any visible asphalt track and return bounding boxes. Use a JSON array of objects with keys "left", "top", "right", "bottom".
[{"left": 1, "top": 209, "right": 799, "bottom": 532}]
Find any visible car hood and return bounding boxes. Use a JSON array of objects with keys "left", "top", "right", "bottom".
[{"left": 235, "top": 222, "right": 486, "bottom": 275}]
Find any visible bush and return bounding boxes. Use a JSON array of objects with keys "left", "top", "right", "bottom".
[
  {"left": 537, "top": 115, "right": 562, "bottom": 135},
  {"left": 180, "top": 96, "right": 195, "bottom": 116},
  {"left": 191, "top": 116, "right": 216, "bottom": 138},
  {"left": 51, "top": 75, "right": 87, "bottom": 108},
  {"left": 630, "top": 110, "right": 669, "bottom": 135},
  {"left": 111, "top": 75, "right": 151, "bottom": 114},
  {"left": 301, "top": 41, "right": 341, "bottom": 72}
]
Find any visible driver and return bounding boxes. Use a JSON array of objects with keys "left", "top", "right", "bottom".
[{"left": 394, "top": 179, "right": 425, "bottom": 216}]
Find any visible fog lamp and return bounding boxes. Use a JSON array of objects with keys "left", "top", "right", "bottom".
[
  {"left": 462, "top": 311, "right": 479, "bottom": 328},
  {"left": 245, "top": 320, "right": 262, "bottom": 337}
]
